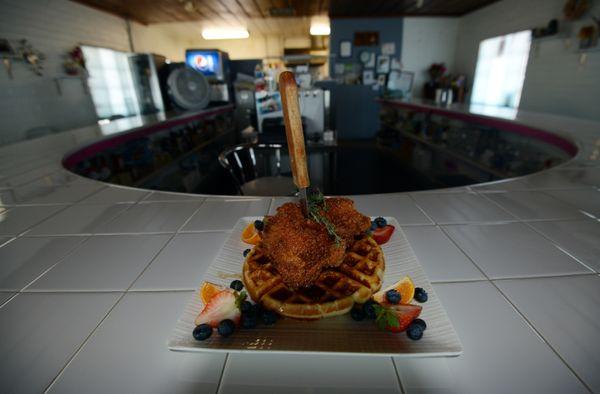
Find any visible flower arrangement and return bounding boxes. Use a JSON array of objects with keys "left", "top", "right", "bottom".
[
  {"left": 427, "top": 63, "right": 447, "bottom": 82},
  {"left": 63, "top": 46, "right": 85, "bottom": 75}
]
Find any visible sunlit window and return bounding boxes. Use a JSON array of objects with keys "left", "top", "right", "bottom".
[
  {"left": 471, "top": 30, "right": 531, "bottom": 108},
  {"left": 81, "top": 46, "right": 140, "bottom": 120}
]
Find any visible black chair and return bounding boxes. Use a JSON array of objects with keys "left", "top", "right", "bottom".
[{"left": 218, "top": 143, "right": 296, "bottom": 196}]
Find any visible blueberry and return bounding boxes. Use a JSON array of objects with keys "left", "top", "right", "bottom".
[
  {"left": 240, "top": 300, "right": 253, "bottom": 314},
  {"left": 385, "top": 289, "right": 401, "bottom": 304},
  {"left": 262, "top": 310, "right": 278, "bottom": 325},
  {"left": 412, "top": 318, "right": 427, "bottom": 331},
  {"left": 374, "top": 217, "right": 387, "bottom": 228},
  {"left": 350, "top": 307, "right": 366, "bottom": 321},
  {"left": 414, "top": 287, "right": 428, "bottom": 303},
  {"left": 254, "top": 303, "right": 264, "bottom": 317},
  {"left": 254, "top": 220, "right": 264, "bottom": 231},
  {"left": 243, "top": 248, "right": 251, "bottom": 257},
  {"left": 241, "top": 314, "right": 257, "bottom": 329},
  {"left": 370, "top": 221, "right": 377, "bottom": 231},
  {"left": 406, "top": 323, "right": 424, "bottom": 340},
  {"left": 362, "top": 299, "right": 378, "bottom": 319},
  {"left": 192, "top": 323, "right": 212, "bottom": 341},
  {"left": 230, "top": 280, "right": 244, "bottom": 291},
  {"left": 217, "top": 319, "right": 235, "bottom": 337}
]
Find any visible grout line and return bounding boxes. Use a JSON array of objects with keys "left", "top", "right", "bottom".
[
  {"left": 491, "top": 283, "right": 593, "bottom": 393},
  {"left": 522, "top": 221, "right": 599, "bottom": 274},
  {"left": 437, "top": 226, "right": 490, "bottom": 279},
  {"left": 438, "top": 227, "right": 593, "bottom": 392},
  {"left": 406, "top": 193, "right": 436, "bottom": 225},
  {"left": 43, "top": 291, "right": 128, "bottom": 393},
  {"left": 390, "top": 357, "right": 406, "bottom": 394},
  {"left": 10, "top": 203, "right": 75, "bottom": 238},
  {"left": 215, "top": 353, "right": 230, "bottom": 394},
  {"left": 43, "top": 203, "right": 207, "bottom": 391},
  {"left": 19, "top": 236, "right": 92, "bottom": 292},
  {"left": 0, "top": 292, "right": 19, "bottom": 309}
]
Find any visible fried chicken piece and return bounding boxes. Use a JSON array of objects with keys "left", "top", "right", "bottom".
[
  {"left": 261, "top": 198, "right": 371, "bottom": 289},
  {"left": 262, "top": 202, "right": 346, "bottom": 289},
  {"left": 320, "top": 197, "right": 371, "bottom": 243}
]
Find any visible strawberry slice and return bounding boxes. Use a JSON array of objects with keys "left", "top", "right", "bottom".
[
  {"left": 372, "top": 225, "right": 395, "bottom": 245},
  {"left": 384, "top": 304, "right": 422, "bottom": 332},
  {"left": 194, "top": 290, "right": 241, "bottom": 328}
]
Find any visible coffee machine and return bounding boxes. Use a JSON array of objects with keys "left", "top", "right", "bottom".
[{"left": 185, "top": 49, "right": 232, "bottom": 104}]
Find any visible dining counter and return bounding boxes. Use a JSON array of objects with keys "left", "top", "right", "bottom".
[{"left": 0, "top": 100, "right": 599, "bottom": 393}]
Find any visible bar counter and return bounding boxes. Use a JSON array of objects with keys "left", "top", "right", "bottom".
[{"left": 0, "top": 101, "right": 599, "bottom": 393}]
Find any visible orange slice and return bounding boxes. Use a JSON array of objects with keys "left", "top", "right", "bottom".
[
  {"left": 241, "top": 222, "right": 262, "bottom": 245},
  {"left": 373, "top": 276, "right": 415, "bottom": 305},
  {"left": 200, "top": 281, "right": 224, "bottom": 304}
]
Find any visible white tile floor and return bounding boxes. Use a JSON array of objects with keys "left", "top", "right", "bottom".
[
  {"left": 1, "top": 104, "right": 599, "bottom": 393},
  {"left": 0, "top": 236, "right": 85, "bottom": 291},
  {"left": 25, "top": 235, "right": 171, "bottom": 292},
  {"left": 544, "top": 189, "right": 600, "bottom": 218},
  {"left": 443, "top": 223, "right": 593, "bottom": 279},
  {"left": 528, "top": 219, "right": 600, "bottom": 272},
  {"left": 78, "top": 186, "right": 150, "bottom": 204},
  {"left": 47, "top": 292, "right": 226, "bottom": 394},
  {"left": 495, "top": 275, "right": 600, "bottom": 392},
  {"left": 0, "top": 292, "right": 121, "bottom": 393},
  {"left": 401, "top": 226, "right": 485, "bottom": 282},
  {"left": 26, "top": 203, "right": 133, "bottom": 235},
  {"left": 221, "top": 353, "right": 401, "bottom": 394},
  {"left": 394, "top": 281, "right": 587, "bottom": 393},
  {"left": 0, "top": 205, "right": 65, "bottom": 235},
  {"left": 96, "top": 201, "right": 202, "bottom": 234},
  {"left": 411, "top": 192, "right": 516, "bottom": 224},
  {"left": 483, "top": 191, "right": 586, "bottom": 220},
  {"left": 182, "top": 199, "right": 270, "bottom": 232},
  {"left": 131, "top": 232, "right": 229, "bottom": 291},
  {"left": 350, "top": 194, "right": 433, "bottom": 225}
]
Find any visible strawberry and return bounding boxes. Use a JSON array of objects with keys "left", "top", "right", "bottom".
[
  {"left": 374, "top": 303, "right": 422, "bottom": 332},
  {"left": 372, "top": 225, "right": 395, "bottom": 245},
  {"left": 194, "top": 290, "right": 241, "bottom": 328}
]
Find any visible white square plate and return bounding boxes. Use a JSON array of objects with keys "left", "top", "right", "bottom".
[{"left": 168, "top": 217, "right": 463, "bottom": 357}]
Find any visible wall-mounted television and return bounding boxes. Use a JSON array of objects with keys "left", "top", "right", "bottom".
[{"left": 185, "top": 50, "right": 223, "bottom": 80}]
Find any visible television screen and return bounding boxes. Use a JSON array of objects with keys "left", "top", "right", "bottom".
[{"left": 185, "top": 50, "right": 222, "bottom": 79}]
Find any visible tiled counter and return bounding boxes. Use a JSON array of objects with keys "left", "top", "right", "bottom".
[{"left": 0, "top": 102, "right": 599, "bottom": 393}]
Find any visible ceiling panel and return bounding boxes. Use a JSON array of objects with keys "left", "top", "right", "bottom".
[{"left": 73, "top": 0, "right": 499, "bottom": 24}]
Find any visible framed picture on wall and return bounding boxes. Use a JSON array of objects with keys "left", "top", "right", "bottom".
[
  {"left": 339, "top": 40, "right": 352, "bottom": 58},
  {"left": 362, "top": 70, "right": 375, "bottom": 85},
  {"left": 354, "top": 31, "right": 379, "bottom": 46},
  {"left": 387, "top": 71, "right": 414, "bottom": 94},
  {"left": 376, "top": 55, "right": 390, "bottom": 73}
]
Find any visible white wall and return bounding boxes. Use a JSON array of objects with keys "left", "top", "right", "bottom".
[
  {"left": 0, "top": 0, "right": 131, "bottom": 145},
  {"left": 130, "top": 23, "right": 191, "bottom": 62},
  {"left": 0, "top": 0, "right": 193, "bottom": 146},
  {"left": 401, "top": 17, "right": 459, "bottom": 98},
  {"left": 455, "top": 0, "right": 600, "bottom": 121}
]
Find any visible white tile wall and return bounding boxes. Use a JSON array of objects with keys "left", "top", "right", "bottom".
[
  {"left": 0, "top": 0, "right": 130, "bottom": 145},
  {"left": 454, "top": 0, "right": 600, "bottom": 121},
  {"left": 402, "top": 17, "right": 460, "bottom": 98}
]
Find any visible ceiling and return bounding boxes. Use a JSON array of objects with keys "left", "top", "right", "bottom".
[{"left": 74, "top": 0, "right": 500, "bottom": 25}]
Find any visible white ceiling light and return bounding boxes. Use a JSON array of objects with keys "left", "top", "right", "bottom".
[
  {"left": 310, "top": 16, "right": 330, "bottom": 36},
  {"left": 201, "top": 27, "right": 249, "bottom": 40}
]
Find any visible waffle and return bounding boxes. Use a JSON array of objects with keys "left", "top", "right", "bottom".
[{"left": 242, "top": 235, "right": 385, "bottom": 320}]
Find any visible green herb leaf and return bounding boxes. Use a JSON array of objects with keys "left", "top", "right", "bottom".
[
  {"left": 306, "top": 189, "right": 342, "bottom": 246},
  {"left": 373, "top": 304, "right": 399, "bottom": 331},
  {"left": 235, "top": 290, "right": 247, "bottom": 310}
]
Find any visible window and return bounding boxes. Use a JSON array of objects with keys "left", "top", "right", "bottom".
[
  {"left": 81, "top": 46, "right": 140, "bottom": 120},
  {"left": 471, "top": 30, "right": 531, "bottom": 108}
]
